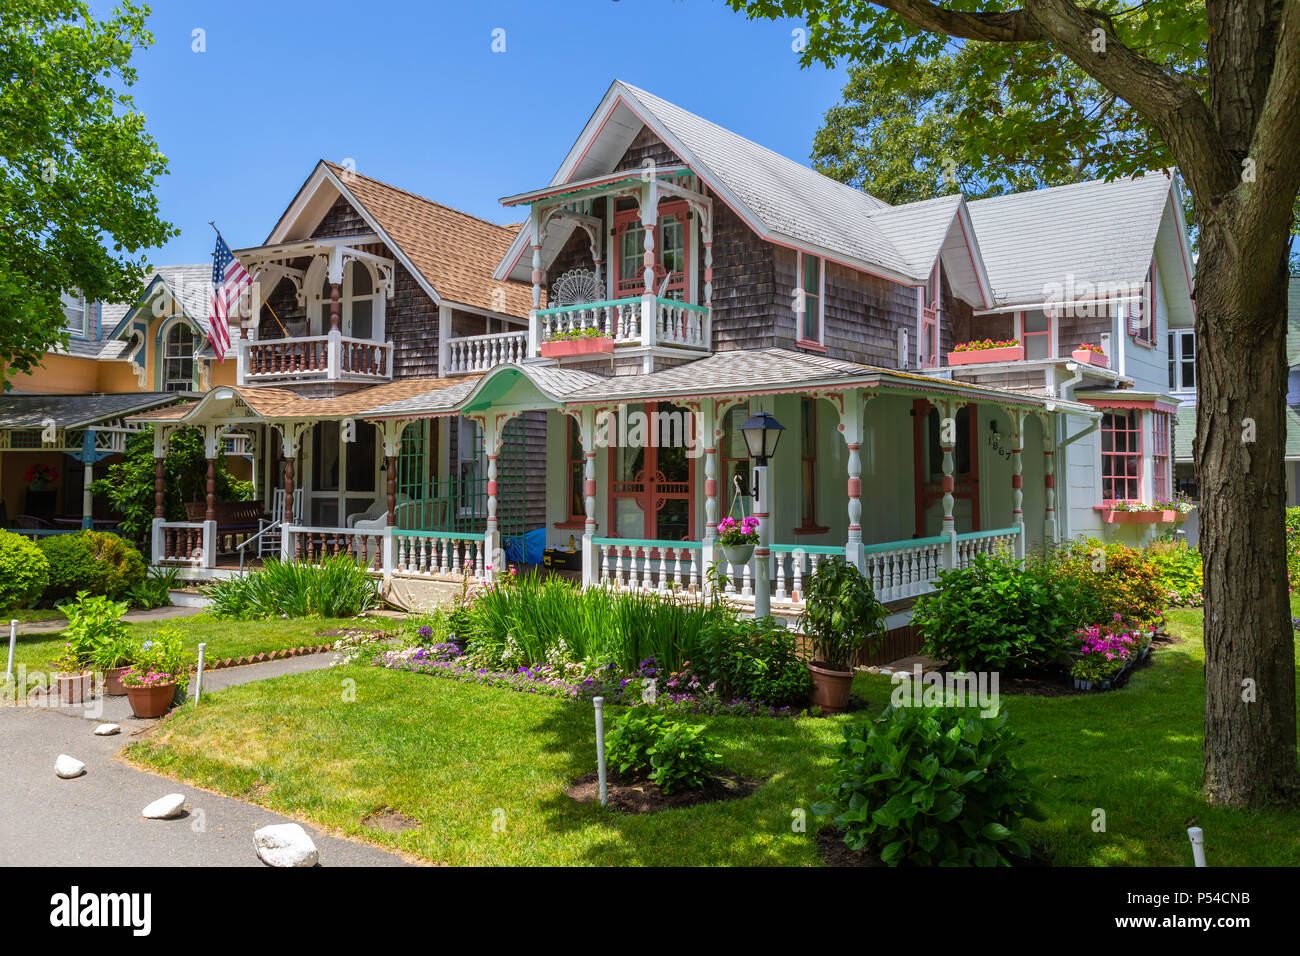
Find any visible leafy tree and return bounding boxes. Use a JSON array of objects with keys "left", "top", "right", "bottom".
[
  {"left": 93, "top": 426, "right": 254, "bottom": 551},
  {"left": 733, "top": 0, "right": 1300, "bottom": 808},
  {"left": 0, "top": 0, "right": 174, "bottom": 386}
]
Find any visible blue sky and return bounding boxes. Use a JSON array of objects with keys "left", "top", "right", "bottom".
[{"left": 100, "top": 0, "right": 844, "bottom": 264}]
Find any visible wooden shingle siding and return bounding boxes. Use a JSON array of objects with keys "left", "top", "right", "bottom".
[
  {"left": 1057, "top": 311, "right": 1111, "bottom": 349},
  {"left": 818, "top": 258, "right": 917, "bottom": 367},
  {"left": 712, "top": 201, "right": 779, "bottom": 351},
  {"left": 952, "top": 307, "right": 1011, "bottom": 348}
]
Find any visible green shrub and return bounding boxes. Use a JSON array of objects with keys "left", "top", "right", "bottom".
[
  {"left": 122, "top": 623, "right": 189, "bottom": 692},
  {"left": 604, "top": 708, "right": 721, "bottom": 794},
  {"left": 204, "top": 555, "right": 379, "bottom": 619},
  {"left": 799, "top": 556, "right": 887, "bottom": 670},
  {"left": 0, "top": 529, "right": 50, "bottom": 610},
  {"left": 1146, "top": 541, "right": 1203, "bottom": 606},
  {"left": 1049, "top": 538, "right": 1165, "bottom": 624},
  {"left": 913, "top": 552, "right": 1076, "bottom": 672},
  {"left": 814, "top": 705, "right": 1042, "bottom": 866},
  {"left": 695, "top": 617, "right": 811, "bottom": 707},
  {"left": 124, "top": 565, "right": 180, "bottom": 610},
  {"left": 38, "top": 531, "right": 146, "bottom": 602}
]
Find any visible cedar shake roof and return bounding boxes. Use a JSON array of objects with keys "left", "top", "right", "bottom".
[{"left": 321, "top": 162, "right": 531, "bottom": 318}]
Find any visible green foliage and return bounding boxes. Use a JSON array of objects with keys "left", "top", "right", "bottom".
[
  {"left": 798, "top": 557, "right": 887, "bottom": 670},
  {"left": 913, "top": 552, "right": 1077, "bottom": 673},
  {"left": 813, "top": 704, "right": 1042, "bottom": 866},
  {"left": 93, "top": 426, "right": 252, "bottom": 550},
  {"left": 38, "top": 530, "right": 145, "bottom": 603},
  {"left": 52, "top": 591, "right": 129, "bottom": 670},
  {"left": 1050, "top": 538, "right": 1166, "bottom": 625},
  {"left": 1146, "top": 540, "right": 1203, "bottom": 605},
  {"left": 0, "top": 0, "right": 175, "bottom": 385},
  {"left": 0, "top": 529, "right": 50, "bottom": 609},
  {"left": 1286, "top": 508, "right": 1300, "bottom": 584},
  {"left": 123, "top": 623, "right": 189, "bottom": 691},
  {"left": 123, "top": 565, "right": 180, "bottom": 610},
  {"left": 604, "top": 708, "right": 722, "bottom": 794},
  {"left": 204, "top": 556, "right": 379, "bottom": 619},
  {"left": 464, "top": 572, "right": 734, "bottom": 674},
  {"left": 696, "top": 617, "right": 811, "bottom": 707}
]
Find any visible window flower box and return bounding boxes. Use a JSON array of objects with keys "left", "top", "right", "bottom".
[
  {"left": 947, "top": 344, "right": 1024, "bottom": 365},
  {"left": 1071, "top": 346, "right": 1109, "bottom": 368},
  {"left": 1095, "top": 505, "right": 1169, "bottom": 524},
  {"left": 540, "top": 335, "right": 614, "bottom": 358}
]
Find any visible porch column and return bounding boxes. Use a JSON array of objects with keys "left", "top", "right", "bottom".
[
  {"left": 840, "top": 390, "right": 866, "bottom": 573},
  {"left": 639, "top": 180, "right": 660, "bottom": 350},
  {"left": 150, "top": 426, "right": 170, "bottom": 561},
  {"left": 277, "top": 422, "right": 304, "bottom": 561},
  {"left": 1041, "top": 412, "right": 1058, "bottom": 544},
  {"left": 478, "top": 412, "right": 513, "bottom": 583},
  {"left": 378, "top": 418, "right": 403, "bottom": 579},
  {"left": 527, "top": 209, "right": 544, "bottom": 358},
  {"left": 327, "top": 247, "right": 343, "bottom": 380},
  {"left": 938, "top": 399, "right": 958, "bottom": 569},
  {"left": 201, "top": 425, "right": 221, "bottom": 568},
  {"left": 1010, "top": 408, "right": 1027, "bottom": 560},
  {"left": 579, "top": 406, "right": 599, "bottom": 587},
  {"left": 79, "top": 429, "right": 96, "bottom": 530},
  {"left": 700, "top": 400, "right": 720, "bottom": 594}
]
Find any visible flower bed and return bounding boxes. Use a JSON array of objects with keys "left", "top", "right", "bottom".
[{"left": 1068, "top": 615, "right": 1157, "bottom": 691}]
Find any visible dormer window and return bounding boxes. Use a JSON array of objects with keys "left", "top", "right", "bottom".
[{"left": 163, "top": 322, "right": 196, "bottom": 392}]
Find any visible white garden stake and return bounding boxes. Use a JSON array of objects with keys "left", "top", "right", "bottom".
[
  {"left": 194, "top": 642, "right": 207, "bottom": 705},
  {"left": 6, "top": 619, "right": 15, "bottom": 681},
  {"left": 593, "top": 696, "right": 608, "bottom": 807},
  {"left": 1187, "top": 826, "right": 1207, "bottom": 867}
]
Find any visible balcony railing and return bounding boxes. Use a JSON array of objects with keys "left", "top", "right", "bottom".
[
  {"left": 536, "top": 295, "right": 710, "bottom": 352},
  {"left": 237, "top": 333, "right": 392, "bottom": 386},
  {"left": 444, "top": 330, "right": 528, "bottom": 375}
]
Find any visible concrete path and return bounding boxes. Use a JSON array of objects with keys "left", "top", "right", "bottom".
[
  {"left": 15, "top": 604, "right": 206, "bottom": 635},
  {"left": 0, "top": 652, "right": 409, "bottom": 867}
]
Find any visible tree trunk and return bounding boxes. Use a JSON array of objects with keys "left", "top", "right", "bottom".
[{"left": 1196, "top": 211, "right": 1300, "bottom": 808}]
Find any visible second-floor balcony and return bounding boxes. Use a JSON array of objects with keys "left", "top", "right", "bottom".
[{"left": 237, "top": 333, "right": 393, "bottom": 386}]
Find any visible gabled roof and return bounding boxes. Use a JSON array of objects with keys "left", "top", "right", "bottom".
[
  {"left": 105, "top": 264, "right": 212, "bottom": 340},
  {"left": 967, "top": 172, "right": 1181, "bottom": 307},
  {"left": 0, "top": 392, "right": 182, "bottom": 430},
  {"left": 264, "top": 161, "right": 530, "bottom": 318}
]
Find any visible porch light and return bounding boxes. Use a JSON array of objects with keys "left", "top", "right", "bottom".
[{"left": 740, "top": 412, "right": 784, "bottom": 465}]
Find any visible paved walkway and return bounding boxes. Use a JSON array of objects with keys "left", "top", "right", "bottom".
[
  {"left": 0, "top": 653, "right": 408, "bottom": 867},
  {"left": 15, "top": 604, "right": 206, "bottom": 635}
]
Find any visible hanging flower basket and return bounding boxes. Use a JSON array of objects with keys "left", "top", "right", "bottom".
[
  {"left": 722, "top": 543, "right": 756, "bottom": 566},
  {"left": 717, "top": 516, "right": 758, "bottom": 567}
]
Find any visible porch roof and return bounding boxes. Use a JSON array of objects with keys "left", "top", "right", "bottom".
[{"left": 0, "top": 392, "right": 184, "bottom": 430}]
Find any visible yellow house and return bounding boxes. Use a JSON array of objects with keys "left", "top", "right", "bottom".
[{"left": 0, "top": 266, "right": 244, "bottom": 531}]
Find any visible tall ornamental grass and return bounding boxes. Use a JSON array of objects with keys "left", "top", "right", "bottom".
[{"left": 205, "top": 555, "right": 379, "bottom": 619}]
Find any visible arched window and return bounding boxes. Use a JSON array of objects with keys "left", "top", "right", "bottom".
[
  {"left": 163, "top": 322, "right": 195, "bottom": 392},
  {"left": 317, "top": 261, "right": 378, "bottom": 339}
]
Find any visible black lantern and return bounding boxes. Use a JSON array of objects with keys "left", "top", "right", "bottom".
[{"left": 740, "top": 412, "right": 785, "bottom": 465}]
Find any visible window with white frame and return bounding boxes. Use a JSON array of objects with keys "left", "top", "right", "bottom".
[
  {"left": 797, "top": 252, "right": 822, "bottom": 344},
  {"left": 1152, "top": 411, "right": 1171, "bottom": 501},
  {"left": 61, "top": 292, "right": 89, "bottom": 337},
  {"left": 162, "top": 322, "right": 196, "bottom": 392},
  {"left": 1168, "top": 329, "right": 1195, "bottom": 391},
  {"left": 317, "top": 261, "right": 378, "bottom": 339},
  {"left": 1127, "top": 262, "right": 1156, "bottom": 345}
]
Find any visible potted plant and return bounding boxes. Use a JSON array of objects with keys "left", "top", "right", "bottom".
[
  {"left": 50, "top": 644, "right": 94, "bottom": 704},
  {"left": 539, "top": 326, "right": 615, "bottom": 358},
  {"left": 121, "top": 625, "right": 188, "bottom": 718},
  {"left": 1070, "top": 342, "right": 1109, "bottom": 367},
  {"left": 64, "top": 593, "right": 133, "bottom": 695},
  {"left": 798, "top": 557, "right": 887, "bottom": 713},
  {"left": 947, "top": 338, "right": 1024, "bottom": 365},
  {"left": 716, "top": 516, "right": 759, "bottom": 567},
  {"left": 25, "top": 463, "right": 57, "bottom": 493}
]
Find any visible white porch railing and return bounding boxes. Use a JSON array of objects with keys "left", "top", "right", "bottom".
[
  {"left": 444, "top": 330, "right": 528, "bottom": 375},
  {"left": 595, "top": 539, "right": 703, "bottom": 592},
  {"left": 534, "top": 296, "right": 711, "bottom": 357},
  {"left": 153, "top": 520, "right": 209, "bottom": 566},
  {"left": 955, "top": 527, "right": 1020, "bottom": 568},
  {"left": 863, "top": 536, "right": 949, "bottom": 603},
  {"left": 393, "top": 530, "right": 487, "bottom": 579},
  {"left": 285, "top": 525, "right": 384, "bottom": 569},
  {"left": 238, "top": 334, "right": 392, "bottom": 385}
]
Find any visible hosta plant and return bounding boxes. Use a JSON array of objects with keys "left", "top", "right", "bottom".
[{"left": 814, "top": 705, "right": 1042, "bottom": 866}]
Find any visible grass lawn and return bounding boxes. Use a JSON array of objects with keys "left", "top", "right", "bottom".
[
  {"left": 123, "top": 607, "right": 1300, "bottom": 866},
  {"left": 5, "top": 612, "right": 388, "bottom": 684},
  {"left": 2, "top": 608, "right": 69, "bottom": 624}
]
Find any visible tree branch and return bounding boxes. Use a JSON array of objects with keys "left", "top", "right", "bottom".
[{"left": 871, "top": 1, "right": 1045, "bottom": 42}]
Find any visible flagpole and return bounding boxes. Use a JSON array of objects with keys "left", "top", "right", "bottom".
[{"left": 209, "top": 221, "right": 288, "bottom": 338}]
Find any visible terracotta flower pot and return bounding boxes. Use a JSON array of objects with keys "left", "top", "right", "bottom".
[
  {"left": 56, "top": 672, "right": 93, "bottom": 704},
  {"left": 103, "top": 667, "right": 129, "bottom": 696},
  {"left": 126, "top": 682, "right": 177, "bottom": 718},
  {"left": 807, "top": 661, "right": 855, "bottom": 714},
  {"left": 721, "top": 543, "right": 756, "bottom": 566}
]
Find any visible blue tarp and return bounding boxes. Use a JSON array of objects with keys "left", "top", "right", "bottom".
[{"left": 505, "top": 527, "right": 547, "bottom": 565}]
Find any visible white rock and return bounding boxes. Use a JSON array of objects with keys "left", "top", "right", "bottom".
[
  {"left": 94, "top": 723, "right": 120, "bottom": 736},
  {"left": 141, "top": 794, "right": 186, "bottom": 819},
  {"left": 254, "top": 823, "right": 318, "bottom": 867},
  {"left": 54, "top": 754, "right": 85, "bottom": 778}
]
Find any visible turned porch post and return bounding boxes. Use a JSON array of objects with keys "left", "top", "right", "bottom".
[
  {"left": 80, "top": 429, "right": 97, "bottom": 530},
  {"left": 378, "top": 419, "right": 403, "bottom": 579},
  {"left": 154, "top": 455, "right": 165, "bottom": 519},
  {"left": 639, "top": 180, "right": 660, "bottom": 350},
  {"left": 527, "top": 208, "right": 544, "bottom": 358},
  {"left": 579, "top": 407, "right": 599, "bottom": 587},
  {"left": 278, "top": 422, "right": 303, "bottom": 561},
  {"left": 327, "top": 247, "right": 344, "bottom": 379},
  {"left": 839, "top": 391, "right": 867, "bottom": 574},
  {"left": 201, "top": 425, "right": 221, "bottom": 568},
  {"left": 150, "top": 426, "right": 170, "bottom": 560},
  {"left": 938, "top": 399, "right": 959, "bottom": 569},
  {"left": 1041, "top": 412, "right": 1058, "bottom": 545},
  {"left": 701, "top": 400, "right": 720, "bottom": 594},
  {"left": 1010, "top": 408, "right": 1026, "bottom": 560}
]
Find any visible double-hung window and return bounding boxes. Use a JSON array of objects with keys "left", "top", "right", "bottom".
[
  {"left": 1101, "top": 409, "right": 1142, "bottom": 501},
  {"left": 798, "top": 253, "right": 822, "bottom": 344},
  {"left": 1128, "top": 262, "right": 1156, "bottom": 346},
  {"left": 163, "top": 323, "right": 195, "bottom": 392},
  {"left": 1168, "top": 329, "right": 1196, "bottom": 391},
  {"left": 1152, "top": 411, "right": 1171, "bottom": 501}
]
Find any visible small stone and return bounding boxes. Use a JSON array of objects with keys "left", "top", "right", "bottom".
[
  {"left": 142, "top": 794, "right": 186, "bottom": 819},
  {"left": 254, "top": 823, "right": 319, "bottom": 867},
  {"left": 94, "top": 723, "right": 121, "bottom": 736},
  {"left": 55, "top": 754, "right": 85, "bottom": 778}
]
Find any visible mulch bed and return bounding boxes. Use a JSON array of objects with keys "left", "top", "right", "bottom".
[
  {"left": 567, "top": 771, "right": 761, "bottom": 814},
  {"left": 816, "top": 827, "right": 1051, "bottom": 867}
]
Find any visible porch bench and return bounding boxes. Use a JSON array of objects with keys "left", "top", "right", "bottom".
[{"left": 184, "top": 500, "right": 268, "bottom": 553}]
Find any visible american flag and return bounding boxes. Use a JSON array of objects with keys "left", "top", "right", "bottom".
[{"left": 208, "top": 232, "right": 251, "bottom": 361}]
